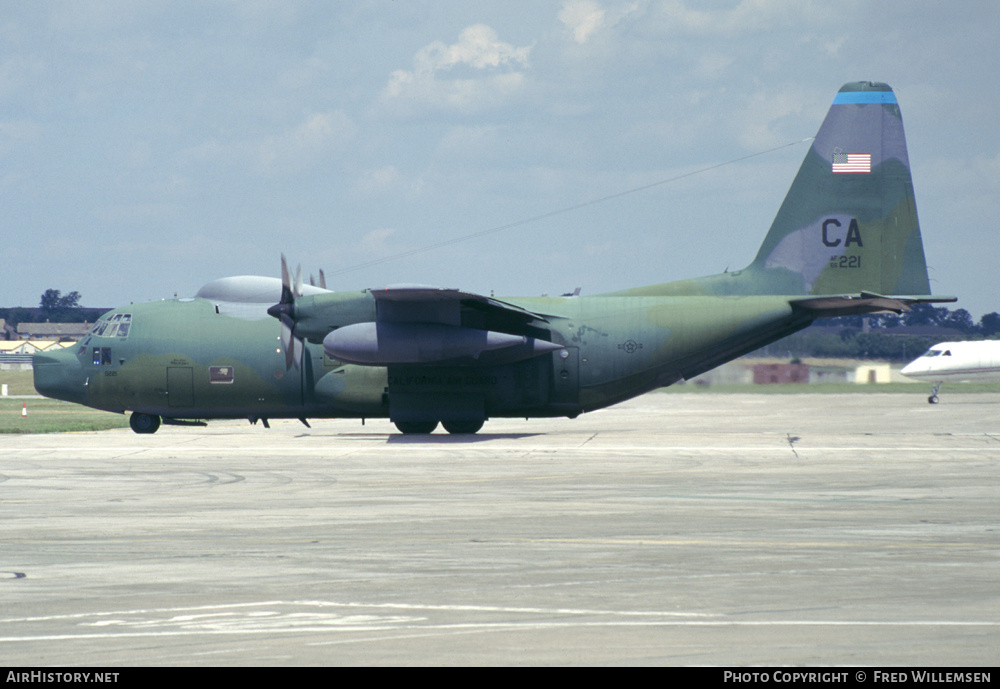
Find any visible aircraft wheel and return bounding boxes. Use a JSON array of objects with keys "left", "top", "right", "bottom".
[
  {"left": 130, "top": 412, "right": 161, "bottom": 434},
  {"left": 442, "top": 420, "right": 484, "bottom": 435},
  {"left": 394, "top": 421, "right": 438, "bottom": 435},
  {"left": 928, "top": 395, "right": 939, "bottom": 404}
]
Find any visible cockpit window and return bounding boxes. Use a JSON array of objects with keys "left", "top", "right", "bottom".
[{"left": 90, "top": 314, "right": 132, "bottom": 338}]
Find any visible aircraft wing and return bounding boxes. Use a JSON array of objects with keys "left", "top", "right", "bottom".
[
  {"left": 322, "top": 287, "right": 558, "bottom": 367},
  {"left": 790, "top": 292, "right": 957, "bottom": 318},
  {"left": 370, "top": 286, "right": 550, "bottom": 328}
]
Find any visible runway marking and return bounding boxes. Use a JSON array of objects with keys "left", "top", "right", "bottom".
[
  {"left": 0, "top": 599, "right": 717, "bottom": 625},
  {"left": 471, "top": 537, "right": 991, "bottom": 549},
  {"left": 2, "top": 599, "right": 997, "bottom": 646},
  {"left": 4, "top": 618, "right": 999, "bottom": 645}
]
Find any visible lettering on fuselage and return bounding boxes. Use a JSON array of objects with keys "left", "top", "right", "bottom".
[
  {"left": 821, "top": 217, "right": 863, "bottom": 248},
  {"left": 829, "top": 254, "right": 862, "bottom": 269}
]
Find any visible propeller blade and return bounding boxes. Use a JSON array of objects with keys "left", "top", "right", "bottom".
[
  {"left": 269, "top": 254, "right": 305, "bottom": 369},
  {"left": 280, "top": 316, "right": 295, "bottom": 369},
  {"left": 278, "top": 254, "right": 294, "bottom": 306},
  {"left": 318, "top": 269, "right": 326, "bottom": 290}
]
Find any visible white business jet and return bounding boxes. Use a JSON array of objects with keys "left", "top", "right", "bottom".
[{"left": 901, "top": 341, "right": 1000, "bottom": 403}]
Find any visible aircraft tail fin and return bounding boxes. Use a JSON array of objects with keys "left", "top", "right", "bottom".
[{"left": 747, "top": 81, "right": 933, "bottom": 297}]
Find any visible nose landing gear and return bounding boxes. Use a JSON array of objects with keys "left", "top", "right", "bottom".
[{"left": 927, "top": 384, "right": 941, "bottom": 404}]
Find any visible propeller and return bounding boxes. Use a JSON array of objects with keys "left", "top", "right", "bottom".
[
  {"left": 309, "top": 269, "right": 327, "bottom": 289},
  {"left": 267, "top": 254, "right": 304, "bottom": 368}
]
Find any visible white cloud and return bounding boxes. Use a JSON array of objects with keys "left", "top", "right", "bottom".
[
  {"left": 359, "top": 227, "right": 397, "bottom": 255},
  {"left": 180, "top": 110, "right": 356, "bottom": 177},
  {"left": 255, "top": 110, "right": 356, "bottom": 176},
  {"left": 559, "top": 0, "right": 607, "bottom": 44},
  {"left": 355, "top": 166, "right": 400, "bottom": 196},
  {"left": 383, "top": 24, "right": 532, "bottom": 114},
  {"left": 735, "top": 89, "right": 807, "bottom": 150},
  {"left": 416, "top": 23, "right": 531, "bottom": 71},
  {"left": 654, "top": 0, "right": 837, "bottom": 37}
]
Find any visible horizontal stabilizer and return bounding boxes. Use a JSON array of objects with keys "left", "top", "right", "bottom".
[{"left": 791, "top": 292, "right": 956, "bottom": 318}]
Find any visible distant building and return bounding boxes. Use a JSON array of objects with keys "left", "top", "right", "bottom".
[
  {"left": 0, "top": 340, "right": 72, "bottom": 371},
  {"left": 16, "top": 322, "right": 91, "bottom": 341},
  {"left": 752, "top": 363, "right": 809, "bottom": 384},
  {"left": 853, "top": 363, "right": 893, "bottom": 384}
]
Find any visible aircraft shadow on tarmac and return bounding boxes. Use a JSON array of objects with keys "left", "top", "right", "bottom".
[
  {"left": 385, "top": 432, "right": 543, "bottom": 444},
  {"left": 289, "top": 431, "right": 543, "bottom": 443}
]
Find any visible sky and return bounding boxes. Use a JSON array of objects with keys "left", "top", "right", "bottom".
[{"left": 3, "top": 0, "right": 998, "bottom": 319}]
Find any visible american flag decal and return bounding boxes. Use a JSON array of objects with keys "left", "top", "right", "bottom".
[{"left": 832, "top": 152, "right": 871, "bottom": 174}]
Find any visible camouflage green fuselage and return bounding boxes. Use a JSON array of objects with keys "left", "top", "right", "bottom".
[{"left": 42, "top": 290, "right": 808, "bottom": 422}]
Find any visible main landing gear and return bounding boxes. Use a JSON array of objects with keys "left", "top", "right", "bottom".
[
  {"left": 129, "top": 412, "right": 161, "bottom": 434},
  {"left": 394, "top": 421, "right": 438, "bottom": 434},
  {"left": 393, "top": 419, "right": 485, "bottom": 435},
  {"left": 442, "top": 420, "right": 485, "bottom": 434}
]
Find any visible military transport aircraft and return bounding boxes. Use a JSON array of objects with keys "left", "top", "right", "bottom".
[
  {"left": 901, "top": 341, "right": 1000, "bottom": 403},
  {"left": 34, "top": 81, "right": 955, "bottom": 434}
]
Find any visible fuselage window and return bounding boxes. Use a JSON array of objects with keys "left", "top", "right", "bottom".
[{"left": 92, "top": 347, "right": 112, "bottom": 365}]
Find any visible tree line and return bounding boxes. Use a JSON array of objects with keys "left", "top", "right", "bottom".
[
  {"left": 756, "top": 305, "right": 1000, "bottom": 361},
  {"left": 1, "top": 289, "right": 108, "bottom": 327}
]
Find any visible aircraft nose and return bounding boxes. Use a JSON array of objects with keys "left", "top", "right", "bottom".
[{"left": 33, "top": 346, "right": 87, "bottom": 404}]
